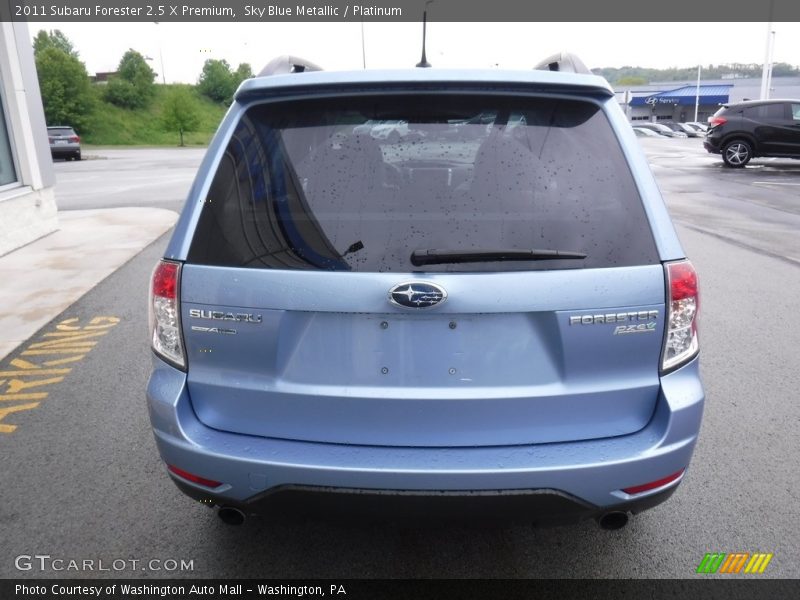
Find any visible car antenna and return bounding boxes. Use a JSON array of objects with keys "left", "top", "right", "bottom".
[{"left": 415, "top": 0, "right": 433, "bottom": 68}]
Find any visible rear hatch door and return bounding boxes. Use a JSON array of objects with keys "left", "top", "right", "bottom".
[{"left": 180, "top": 89, "right": 666, "bottom": 447}]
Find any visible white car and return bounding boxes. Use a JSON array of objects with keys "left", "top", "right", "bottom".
[
  {"left": 353, "top": 120, "right": 409, "bottom": 142},
  {"left": 632, "top": 126, "right": 661, "bottom": 138},
  {"left": 634, "top": 123, "right": 687, "bottom": 138}
]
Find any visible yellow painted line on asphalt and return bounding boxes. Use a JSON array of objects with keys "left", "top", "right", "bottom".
[
  {"left": 0, "top": 393, "right": 49, "bottom": 401},
  {"left": 39, "top": 356, "right": 87, "bottom": 366},
  {"left": 1, "top": 377, "right": 66, "bottom": 394},
  {"left": 0, "top": 403, "right": 42, "bottom": 433},
  {"left": 0, "top": 316, "right": 120, "bottom": 434},
  {"left": 27, "top": 339, "right": 98, "bottom": 349},
  {"left": 0, "top": 369, "right": 72, "bottom": 377},
  {"left": 21, "top": 348, "right": 95, "bottom": 355}
]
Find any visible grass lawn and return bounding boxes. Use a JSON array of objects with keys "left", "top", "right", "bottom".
[{"left": 81, "top": 84, "right": 226, "bottom": 147}]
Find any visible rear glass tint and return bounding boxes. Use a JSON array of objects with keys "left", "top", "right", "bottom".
[
  {"left": 188, "top": 93, "right": 658, "bottom": 272},
  {"left": 48, "top": 128, "right": 75, "bottom": 136}
]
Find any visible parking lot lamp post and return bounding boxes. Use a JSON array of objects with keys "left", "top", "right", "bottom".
[
  {"left": 154, "top": 22, "right": 166, "bottom": 84},
  {"left": 694, "top": 65, "right": 701, "bottom": 123},
  {"left": 759, "top": 0, "right": 774, "bottom": 100}
]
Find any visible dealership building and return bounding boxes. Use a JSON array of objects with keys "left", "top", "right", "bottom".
[
  {"left": 0, "top": 21, "right": 56, "bottom": 257},
  {"left": 615, "top": 76, "right": 800, "bottom": 123}
]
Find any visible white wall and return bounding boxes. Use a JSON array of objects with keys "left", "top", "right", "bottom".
[{"left": 0, "top": 21, "right": 57, "bottom": 258}]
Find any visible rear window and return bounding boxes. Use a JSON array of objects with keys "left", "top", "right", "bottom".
[
  {"left": 48, "top": 127, "right": 76, "bottom": 135},
  {"left": 188, "top": 93, "right": 658, "bottom": 272}
]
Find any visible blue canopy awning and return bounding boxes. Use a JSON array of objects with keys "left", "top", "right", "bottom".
[{"left": 630, "top": 85, "right": 732, "bottom": 107}]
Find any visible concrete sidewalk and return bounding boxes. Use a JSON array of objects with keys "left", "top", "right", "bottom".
[{"left": 0, "top": 207, "right": 178, "bottom": 360}]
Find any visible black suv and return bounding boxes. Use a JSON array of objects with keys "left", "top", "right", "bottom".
[{"left": 704, "top": 99, "right": 800, "bottom": 167}]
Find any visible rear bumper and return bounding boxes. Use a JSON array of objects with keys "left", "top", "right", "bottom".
[
  {"left": 703, "top": 138, "right": 721, "bottom": 154},
  {"left": 50, "top": 144, "right": 80, "bottom": 157},
  {"left": 171, "top": 478, "right": 678, "bottom": 526},
  {"left": 146, "top": 356, "right": 704, "bottom": 520}
]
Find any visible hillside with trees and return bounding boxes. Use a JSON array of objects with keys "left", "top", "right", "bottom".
[
  {"left": 594, "top": 63, "right": 800, "bottom": 85},
  {"left": 32, "top": 30, "right": 799, "bottom": 144},
  {"left": 31, "top": 30, "right": 235, "bottom": 146}
]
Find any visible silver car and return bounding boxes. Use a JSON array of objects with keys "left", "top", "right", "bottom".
[{"left": 47, "top": 126, "right": 81, "bottom": 161}]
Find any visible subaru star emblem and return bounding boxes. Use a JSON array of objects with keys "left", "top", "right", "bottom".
[{"left": 388, "top": 282, "right": 447, "bottom": 309}]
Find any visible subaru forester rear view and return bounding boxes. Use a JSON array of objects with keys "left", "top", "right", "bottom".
[{"left": 147, "top": 57, "right": 704, "bottom": 529}]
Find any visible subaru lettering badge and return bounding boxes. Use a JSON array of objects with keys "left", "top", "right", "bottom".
[{"left": 388, "top": 282, "right": 447, "bottom": 309}]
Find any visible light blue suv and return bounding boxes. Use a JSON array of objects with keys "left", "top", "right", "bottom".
[{"left": 147, "top": 56, "right": 703, "bottom": 528}]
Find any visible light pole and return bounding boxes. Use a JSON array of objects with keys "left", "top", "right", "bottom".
[
  {"left": 360, "top": 19, "right": 366, "bottom": 69},
  {"left": 693, "top": 65, "right": 701, "bottom": 123},
  {"left": 154, "top": 22, "right": 166, "bottom": 84},
  {"left": 765, "top": 30, "right": 776, "bottom": 99},
  {"left": 759, "top": 0, "right": 775, "bottom": 100}
]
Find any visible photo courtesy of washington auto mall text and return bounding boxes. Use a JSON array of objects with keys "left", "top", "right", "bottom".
[{"left": 14, "top": 583, "right": 347, "bottom": 597}]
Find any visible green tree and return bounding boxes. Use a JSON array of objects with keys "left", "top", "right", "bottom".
[
  {"left": 33, "top": 29, "right": 77, "bottom": 57},
  {"left": 104, "top": 79, "right": 141, "bottom": 109},
  {"left": 161, "top": 86, "right": 201, "bottom": 146},
  {"left": 34, "top": 43, "right": 94, "bottom": 131},
  {"left": 232, "top": 62, "right": 254, "bottom": 87},
  {"left": 616, "top": 76, "right": 648, "bottom": 86},
  {"left": 197, "top": 59, "right": 237, "bottom": 104},
  {"left": 105, "top": 49, "right": 157, "bottom": 109},
  {"left": 596, "top": 61, "right": 800, "bottom": 85},
  {"left": 772, "top": 62, "right": 800, "bottom": 76}
]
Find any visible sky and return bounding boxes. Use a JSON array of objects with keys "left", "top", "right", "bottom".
[{"left": 29, "top": 21, "right": 800, "bottom": 83}]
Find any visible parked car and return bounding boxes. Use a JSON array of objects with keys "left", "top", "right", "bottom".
[
  {"left": 47, "top": 126, "right": 81, "bottom": 161},
  {"left": 370, "top": 120, "right": 410, "bottom": 142},
  {"left": 704, "top": 99, "right": 800, "bottom": 167},
  {"left": 632, "top": 126, "right": 662, "bottom": 137},
  {"left": 663, "top": 122, "right": 700, "bottom": 138},
  {"left": 633, "top": 122, "right": 687, "bottom": 138},
  {"left": 684, "top": 122, "right": 708, "bottom": 133},
  {"left": 352, "top": 119, "right": 410, "bottom": 142},
  {"left": 147, "top": 55, "right": 704, "bottom": 529}
]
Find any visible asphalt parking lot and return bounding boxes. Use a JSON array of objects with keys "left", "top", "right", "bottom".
[
  {"left": 640, "top": 137, "right": 800, "bottom": 266},
  {"left": 0, "top": 138, "right": 798, "bottom": 579}
]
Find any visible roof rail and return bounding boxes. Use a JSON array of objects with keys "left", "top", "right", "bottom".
[
  {"left": 533, "top": 52, "right": 591, "bottom": 75},
  {"left": 258, "top": 55, "right": 323, "bottom": 77}
]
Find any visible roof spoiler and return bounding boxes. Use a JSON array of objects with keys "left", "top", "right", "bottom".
[
  {"left": 258, "top": 55, "right": 323, "bottom": 77},
  {"left": 534, "top": 52, "right": 591, "bottom": 75}
]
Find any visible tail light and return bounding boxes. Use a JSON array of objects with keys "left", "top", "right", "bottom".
[
  {"left": 622, "top": 469, "right": 685, "bottom": 495},
  {"left": 661, "top": 260, "right": 699, "bottom": 372},
  {"left": 167, "top": 465, "right": 221, "bottom": 488},
  {"left": 708, "top": 116, "right": 727, "bottom": 127},
  {"left": 149, "top": 260, "right": 185, "bottom": 369},
  {"left": 48, "top": 137, "right": 54, "bottom": 143},
  {"left": 69, "top": 135, "right": 80, "bottom": 142}
]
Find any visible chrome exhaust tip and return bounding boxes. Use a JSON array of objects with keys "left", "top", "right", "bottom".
[
  {"left": 218, "top": 506, "right": 246, "bottom": 526},
  {"left": 597, "top": 511, "right": 629, "bottom": 530}
]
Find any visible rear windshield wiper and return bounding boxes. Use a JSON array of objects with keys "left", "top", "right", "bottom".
[{"left": 410, "top": 248, "right": 587, "bottom": 267}]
